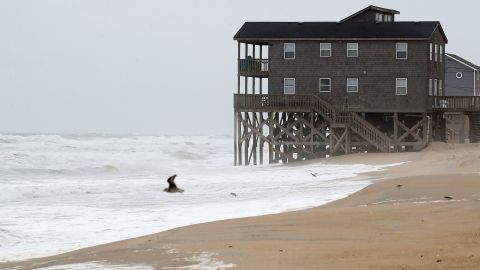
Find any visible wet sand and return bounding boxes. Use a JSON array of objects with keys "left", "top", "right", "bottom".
[{"left": 3, "top": 143, "right": 480, "bottom": 270}]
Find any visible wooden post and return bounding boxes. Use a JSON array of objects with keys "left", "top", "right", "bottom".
[
  {"left": 237, "top": 112, "right": 242, "bottom": 165},
  {"left": 393, "top": 113, "right": 398, "bottom": 149},
  {"left": 260, "top": 45, "right": 263, "bottom": 95},
  {"left": 459, "top": 113, "right": 466, "bottom": 143},
  {"left": 259, "top": 112, "right": 264, "bottom": 165},
  {"left": 244, "top": 112, "right": 249, "bottom": 166},
  {"left": 345, "top": 127, "right": 351, "bottom": 154},
  {"left": 253, "top": 112, "right": 257, "bottom": 165},
  {"left": 237, "top": 42, "right": 240, "bottom": 94},
  {"left": 329, "top": 128, "right": 335, "bottom": 156},
  {"left": 269, "top": 112, "right": 274, "bottom": 163},
  {"left": 234, "top": 111, "right": 237, "bottom": 166}
]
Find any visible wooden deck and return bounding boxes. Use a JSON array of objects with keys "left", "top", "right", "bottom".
[
  {"left": 235, "top": 94, "right": 480, "bottom": 113},
  {"left": 433, "top": 96, "right": 480, "bottom": 112}
]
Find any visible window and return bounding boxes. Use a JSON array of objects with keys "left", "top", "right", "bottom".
[
  {"left": 320, "top": 43, "right": 331, "bottom": 57},
  {"left": 430, "top": 43, "right": 433, "bottom": 61},
  {"left": 284, "top": 78, "right": 295, "bottom": 94},
  {"left": 384, "top": 14, "right": 392, "bottom": 22},
  {"left": 347, "top": 78, "right": 358, "bottom": 93},
  {"left": 429, "top": 79, "right": 433, "bottom": 96},
  {"left": 347, "top": 43, "right": 358, "bottom": 57},
  {"left": 439, "top": 80, "right": 443, "bottom": 96},
  {"left": 396, "top": 43, "right": 408, "bottom": 59},
  {"left": 477, "top": 71, "right": 479, "bottom": 80},
  {"left": 434, "top": 79, "right": 438, "bottom": 96},
  {"left": 440, "top": 45, "right": 443, "bottom": 62},
  {"left": 319, "top": 78, "right": 331, "bottom": 92},
  {"left": 456, "top": 72, "right": 463, "bottom": 79},
  {"left": 434, "top": 44, "right": 438, "bottom": 62},
  {"left": 284, "top": 43, "right": 295, "bottom": 59},
  {"left": 376, "top": 13, "right": 383, "bottom": 22},
  {"left": 396, "top": 78, "right": 408, "bottom": 95}
]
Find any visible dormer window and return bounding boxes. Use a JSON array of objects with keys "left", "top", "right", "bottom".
[
  {"left": 384, "top": 15, "right": 392, "bottom": 22},
  {"left": 375, "top": 13, "right": 383, "bottom": 22}
]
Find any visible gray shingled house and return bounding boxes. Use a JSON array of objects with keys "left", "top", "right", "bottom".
[
  {"left": 445, "top": 53, "right": 480, "bottom": 96},
  {"left": 232, "top": 5, "right": 480, "bottom": 165},
  {"left": 443, "top": 53, "right": 480, "bottom": 142}
]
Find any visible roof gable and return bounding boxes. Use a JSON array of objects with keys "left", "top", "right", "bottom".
[
  {"left": 340, "top": 5, "right": 400, "bottom": 23},
  {"left": 446, "top": 54, "right": 479, "bottom": 70}
]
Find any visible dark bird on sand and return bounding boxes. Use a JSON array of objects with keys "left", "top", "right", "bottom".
[
  {"left": 164, "top": 175, "right": 184, "bottom": 193},
  {"left": 444, "top": 196, "right": 454, "bottom": 200},
  {"left": 230, "top": 192, "right": 237, "bottom": 197},
  {"left": 310, "top": 173, "right": 318, "bottom": 177},
  {"left": 396, "top": 184, "right": 403, "bottom": 189}
]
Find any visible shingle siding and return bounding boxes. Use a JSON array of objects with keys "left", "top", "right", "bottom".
[{"left": 269, "top": 40, "right": 431, "bottom": 112}]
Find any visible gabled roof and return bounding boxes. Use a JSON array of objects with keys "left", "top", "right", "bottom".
[
  {"left": 234, "top": 21, "right": 448, "bottom": 43},
  {"left": 340, "top": 5, "right": 400, "bottom": 22},
  {"left": 446, "top": 53, "right": 480, "bottom": 70}
]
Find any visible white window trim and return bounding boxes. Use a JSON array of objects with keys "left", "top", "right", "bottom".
[
  {"left": 384, "top": 14, "right": 392, "bottom": 22},
  {"left": 347, "top": 43, "right": 358, "bottom": 58},
  {"left": 434, "top": 44, "right": 438, "bottom": 62},
  {"left": 284, "top": 78, "right": 295, "bottom": 95},
  {"left": 396, "top": 78, "right": 408, "bottom": 95},
  {"left": 434, "top": 79, "right": 438, "bottom": 96},
  {"left": 284, "top": 43, "right": 295, "bottom": 60},
  {"left": 376, "top": 13, "right": 383, "bottom": 22},
  {"left": 456, "top": 72, "right": 463, "bottom": 79},
  {"left": 430, "top": 43, "right": 433, "bottom": 61},
  {"left": 319, "top": 78, "right": 332, "bottom": 93},
  {"left": 320, "top": 43, "right": 331, "bottom": 57},
  {"left": 439, "top": 79, "right": 443, "bottom": 96},
  {"left": 346, "top": 78, "right": 359, "bottom": 93},
  {"left": 440, "top": 45, "right": 443, "bottom": 62},
  {"left": 429, "top": 79, "right": 433, "bottom": 96},
  {"left": 396, "top": 43, "right": 408, "bottom": 59}
]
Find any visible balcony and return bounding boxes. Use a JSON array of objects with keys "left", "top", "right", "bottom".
[{"left": 238, "top": 59, "right": 268, "bottom": 77}]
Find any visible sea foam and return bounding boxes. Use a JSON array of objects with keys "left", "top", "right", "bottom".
[{"left": 0, "top": 134, "right": 389, "bottom": 262}]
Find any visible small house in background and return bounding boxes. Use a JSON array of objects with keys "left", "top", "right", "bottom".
[
  {"left": 445, "top": 53, "right": 480, "bottom": 96},
  {"left": 444, "top": 53, "right": 480, "bottom": 142}
]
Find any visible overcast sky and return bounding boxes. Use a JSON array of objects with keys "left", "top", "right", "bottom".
[{"left": 1, "top": 0, "right": 478, "bottom": 135}]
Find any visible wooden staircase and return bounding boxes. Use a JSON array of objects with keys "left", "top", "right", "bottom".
[
  {"left": 310, "top": 95, "right": 392, "bottom": 152},
  {"left": 234, "top": 94, "right": 394, "bottom": 154}
]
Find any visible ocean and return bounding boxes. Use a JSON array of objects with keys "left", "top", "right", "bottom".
[{"left": 0, "top": 134, "right": 390, "bottom": 263}]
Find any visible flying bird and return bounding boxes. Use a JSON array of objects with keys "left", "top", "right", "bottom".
[
  {"left": 163, "top": 174, "right": 184, "bottom": 193},
  {"left": 230, "top": 192, "right": 237, "bottom": 197},
  {"left": 310, "top": 173, "right": 318, "bottom": 177}
]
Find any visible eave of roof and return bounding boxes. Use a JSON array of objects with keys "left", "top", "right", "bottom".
[{"left": 233, "top": 21, "right": 446, "bottom": 42}]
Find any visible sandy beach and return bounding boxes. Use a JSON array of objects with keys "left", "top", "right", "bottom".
[{"left": 2, "top": 143, "right": 480, "bottom": 270}]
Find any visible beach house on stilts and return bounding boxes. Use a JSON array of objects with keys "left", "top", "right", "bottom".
[{"left": 233, "top": 5, "right": 480, "bottom": 165}]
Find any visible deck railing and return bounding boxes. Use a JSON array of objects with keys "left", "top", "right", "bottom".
[
  {"left": 433, "top": 96, "right": 480, "bottom": 111},
  {"left": 234, "top": 94, "right": 312, "bottom": 111},
  {"left": 238, "top": 59, "right": 268, "bottom": 76}
]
